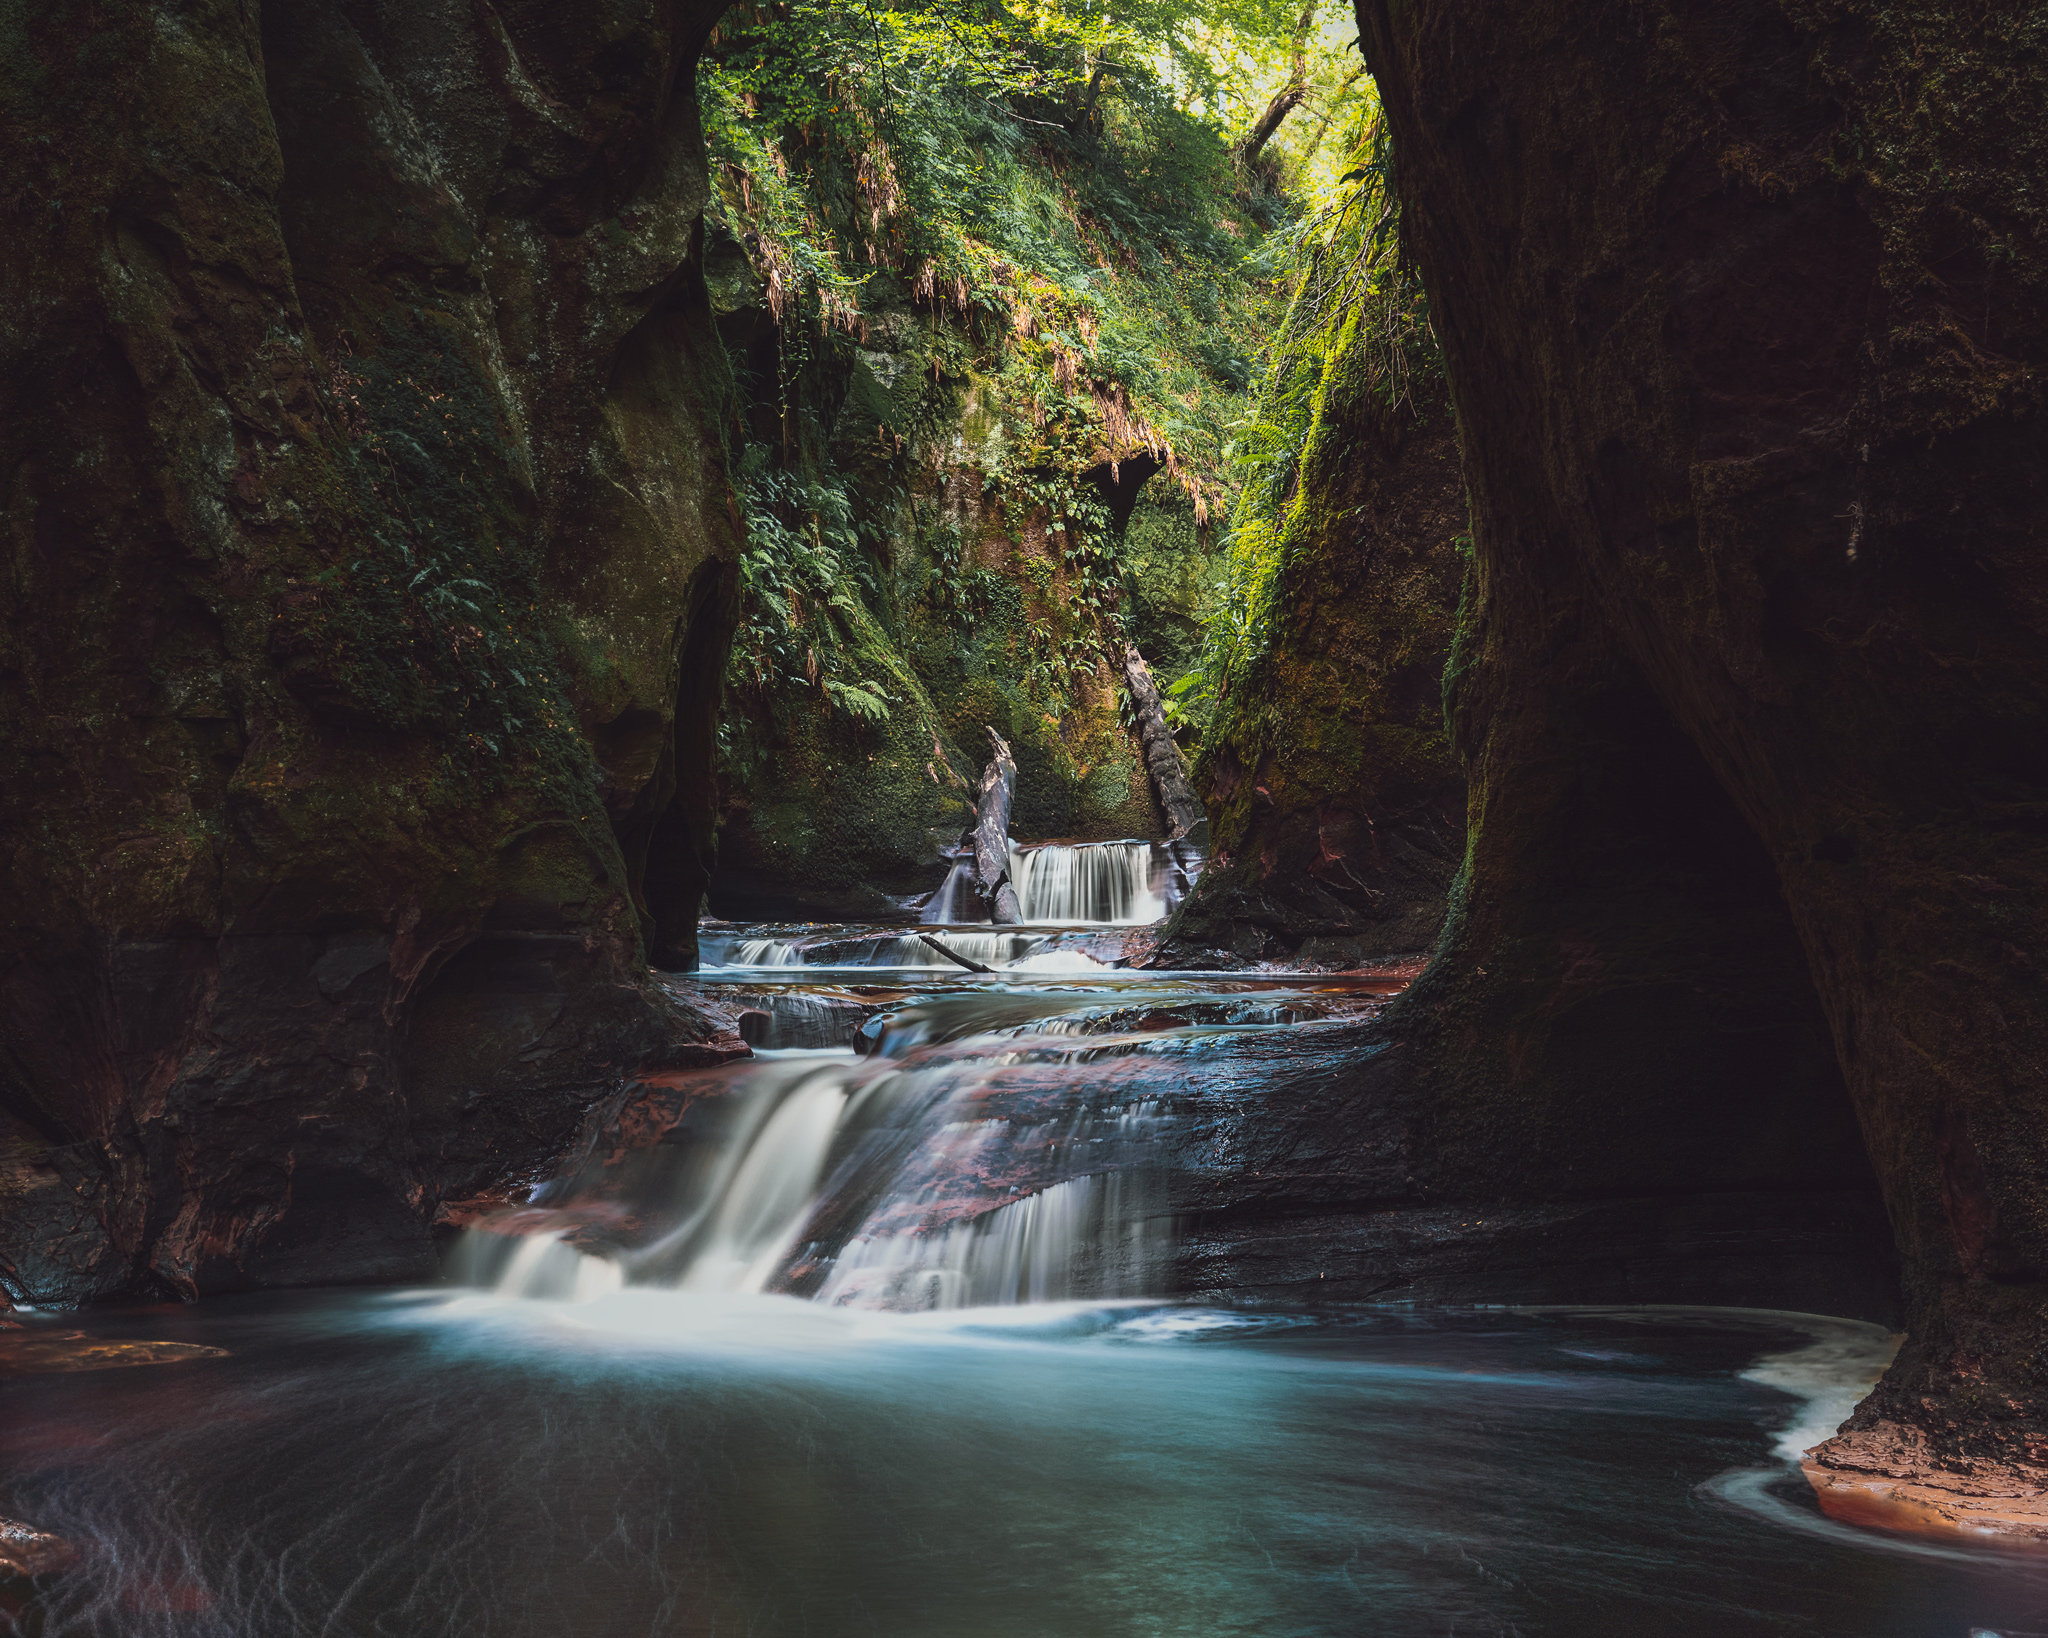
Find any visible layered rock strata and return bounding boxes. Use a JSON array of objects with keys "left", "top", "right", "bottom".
[{"left": 0, "top": 0, "right": 741, "bottom": 1302}]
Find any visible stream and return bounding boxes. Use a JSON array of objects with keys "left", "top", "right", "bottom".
[{"left": 6, "top": 849, "right": 2046, "bottom": 1633}]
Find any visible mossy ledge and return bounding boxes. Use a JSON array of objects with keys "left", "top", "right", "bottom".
[{"left": 1153, "top": 133, "right": 1470, "bottom": 969}]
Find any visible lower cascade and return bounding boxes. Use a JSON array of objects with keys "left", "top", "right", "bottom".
[
  {"left": 448, "top": 997, "right": 1187, "bottom": 1311},
  {"left": 7, "top": 944, "right": 2028, "bottom": 1637}
]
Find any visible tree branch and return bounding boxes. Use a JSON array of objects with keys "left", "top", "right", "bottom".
[{"left": 1233, "top": 0, "right": 1319, "bottom": 168}]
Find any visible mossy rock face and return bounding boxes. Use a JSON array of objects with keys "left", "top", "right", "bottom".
[
  {"left": 1155, "top": 366, "right": 1470, "bottom": 968},
  {"left": 715, "top": 612, "right": 978, "bottom": 919},
  {"left": 1359, "top": 0, "right": 2048, "bottom": 1496},
  {"left": 712, "top": 315, "right": 1190, "bottom": 916},
  {"left": 1120, "top": 486, "right": 1224, "bottom": 690},
  {"left": 0, "top": 0, "right": 739, "bottom": 1302}
]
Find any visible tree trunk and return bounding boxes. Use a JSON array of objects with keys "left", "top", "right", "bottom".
[
  {"left": 917, "top": 934, "right": 994, "bottom": 974},
  {"left": 1069, "top": 64, "right": 1110, "bottom": 133},
  {"left": 973, "top": 728, "right": 1023, "bottom": 924},
  {"left": 1122, "top": 644, "right": 1207, "bottom": 842},
  {"left": 1234, "top": 0, "right": 1317, "bottom": 167},
  {"left": 1236, "top": 83, "right": 1307, "bottom": 167}
]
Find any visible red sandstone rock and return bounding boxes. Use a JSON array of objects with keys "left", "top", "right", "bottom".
[{"left": 0, "top": 1517, "right": 77, "bottom": 1579}]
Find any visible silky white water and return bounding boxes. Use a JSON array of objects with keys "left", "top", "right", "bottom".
[
  {"left": 923, "top": 838, "right": 1167, "bottom": 925},
  {"left": 453, "top": 1033, "right": 1169, "bottom": 1311}
]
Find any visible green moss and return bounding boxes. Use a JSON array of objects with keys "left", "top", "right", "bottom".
[{"left": 1122, "top": 486, "right": 1224, "bottom": 689}]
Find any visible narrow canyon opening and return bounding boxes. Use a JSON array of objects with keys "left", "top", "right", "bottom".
[{"left": 3, "top": 0, "right": 2045, "bottom": 1623}]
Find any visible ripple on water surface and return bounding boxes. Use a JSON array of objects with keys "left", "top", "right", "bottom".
[{"left": 4, "top": 1295, "right": 2044, "bottom": 1637}]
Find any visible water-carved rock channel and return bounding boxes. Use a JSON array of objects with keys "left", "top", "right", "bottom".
[
  {"left": 4, "top": 0, "right": 2046, "bottom": 1625},
  {"left": 6, "top": 868, "right": 2045, "bottom": 1631}
]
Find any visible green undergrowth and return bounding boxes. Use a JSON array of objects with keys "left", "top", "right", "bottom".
[{"left": 701, "top": 0, "right": 1372, "bottom": 824}]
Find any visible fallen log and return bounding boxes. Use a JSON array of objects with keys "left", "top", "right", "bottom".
[
  {"left": 917, "top": 933, "right": 995, "bottom": 974},
  {"left": 974, "top": 727, "right": 1024, "bottom": 924},
  {"left": 1121, "top": 643, "right": 1208, "bottom": 842}
]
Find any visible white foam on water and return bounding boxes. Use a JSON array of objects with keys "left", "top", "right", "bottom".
[
  {"left": 1110, "top": 1309, "right": 1319, "bottom": 1343},
  {"left": 1004, "top": 949, "right": 1111, "bottom": 972},
  {"left": 1537, "top": 1306, "right": 2024, "bottom": 1569},
  {"left": 750, "top": 1046, "right": 859, "bottom": 1060},
  {"left": 1515, "top": 1305, "right": 1903, "bottom": 1465},
  {"left": 1740, "top": 1316, "right": 1904, "bottom": 1461}
]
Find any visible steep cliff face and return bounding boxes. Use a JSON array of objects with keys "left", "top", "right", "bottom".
[
  {"left": 1357, "top": 0, "right": 2048, "bottom": 1525},
  {"left": 1158, "top": 383, "right": 1467, "bottom": 969},
  {"left": 0, "top": 0, "right": 742, "bottom": 1303}
]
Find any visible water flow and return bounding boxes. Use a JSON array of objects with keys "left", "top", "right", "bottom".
[
  {"left": 700, "top": 929, "right": 1089, "bottom": 966},
  {"left": 650, "top": 1070, "right": 852, "bottom": 1293},
  {"left": 923, "top": 839, "right": 1167, "bottom": 925},
  {"left": 454, "top": 1009, "right": 1172, "bottom": 1312},
  {"left": 1010, "top": 839, "right": 1166, "bottom": 923}
]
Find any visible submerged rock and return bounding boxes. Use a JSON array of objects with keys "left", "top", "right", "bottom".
[
  {"left": 0, "top": 1517, "right": 77, "bottom": 1579},
  {"left": 0, "top": 1329, "right": 227, "bottom": 1378}
]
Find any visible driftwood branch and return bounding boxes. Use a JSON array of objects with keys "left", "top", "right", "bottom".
[
  {"left": 918, "top": 933, "right": 994, "bottom": 974},
  {"left": 973, "top": 727, "right": 1023, "bottom": 924},
  {"left": 1122, "top": 643, "right": 1207, "bottom": 842}
]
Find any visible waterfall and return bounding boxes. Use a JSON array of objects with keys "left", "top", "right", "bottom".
[
  {"left": 1010, "top": 840, "right": 1165, "bottom": 923},
  {"left": 922, "top": 858, "right": 974, "bottom": 924},
  {"left": 816, "top": 1099, "right": 1166, "bottom": 1309},
  {"left": 453, "top": 1050, "right": 1167, "bottom": 1312},
  {"left": 729, "top": 938, "right": 802, "bottom": 966},
  {"left": 445, "top": 1230, "right": 624, "bottom": 1301},
  {"left": 644, "top": 1071, "right": 852, "bottom": 1293},
  {"left": 815, "top": 1173, "right": 1142, "bottom": 1309},
  {"left": 922, "top": 839, "right": 1169, "bottom": 926}
]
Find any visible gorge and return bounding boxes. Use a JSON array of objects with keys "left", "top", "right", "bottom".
[{"left": 2, "top": 0, "right": 2045, "bottom": 1628}]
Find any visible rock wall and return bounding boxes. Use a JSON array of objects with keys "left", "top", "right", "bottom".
[
  {"left": 1155, "top": 371, "right": 1468, "bottom": 970},
  {"left": 0, "top": 0, "right": 741, "bottom": 1302},
  {"left": 1357, "top": 0, "right": 2048, "bottom": 1519}
]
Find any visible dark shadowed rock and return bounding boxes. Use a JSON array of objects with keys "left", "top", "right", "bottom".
[
  {"left": 0, "top": 0, "right": 740, "bottom": 1302},
  {"left": 1357, "top": 0, "right": 2048, "bottom": 1536}
]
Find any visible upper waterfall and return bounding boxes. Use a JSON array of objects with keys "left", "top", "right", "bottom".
[{"left": 923, "top": 839, "right": 1169, "bottom": 926}]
